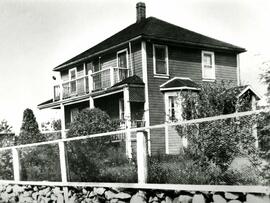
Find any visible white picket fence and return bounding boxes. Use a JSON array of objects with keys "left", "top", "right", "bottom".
[{"left": 0, "top": 108, "right": 270, "bottom": 201}]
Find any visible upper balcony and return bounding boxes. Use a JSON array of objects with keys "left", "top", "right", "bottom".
[{"left": 53, "top": 66, "right": 130, "bottom": 101}]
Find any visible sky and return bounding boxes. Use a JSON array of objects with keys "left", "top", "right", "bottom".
[{"left": 0, "top": 0, "right": 269, "bottom": 133}]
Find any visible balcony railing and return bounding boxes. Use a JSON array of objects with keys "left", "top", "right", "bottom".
[
  {"left": 53, "top": 67, "right": 129, "bottom": 101},
  {"left": 91, "top": 67, "right": 129, "bottom": 91},
  {"left": 53, "top": 76, "right": 89, "bottom": 101}
]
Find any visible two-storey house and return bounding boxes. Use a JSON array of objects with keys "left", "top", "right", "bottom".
[{"left": 38, "top": 2, "right": 260, "bottom": 155}]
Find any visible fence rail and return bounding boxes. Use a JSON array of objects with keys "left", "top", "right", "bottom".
[{"left": 0, "top": 108, "right": 270, "bottom": 201}]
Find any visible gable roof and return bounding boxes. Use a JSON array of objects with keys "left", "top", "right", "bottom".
[
  {"left": 226, "top": 85, "right": 262, "bottom": 100},
  {"left": 160, "top": 77, "right": 200, "bottom": 91},
  {"left": 54, "top": 17, "right": 246, "bottom": 71}
]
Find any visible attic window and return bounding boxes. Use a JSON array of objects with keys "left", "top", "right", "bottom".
[
  {"left": 153, "top": 44, "right": 169, "bottom": 77},
  {"left": 202, "top": 51, "right": 215, "bottom": 80}
]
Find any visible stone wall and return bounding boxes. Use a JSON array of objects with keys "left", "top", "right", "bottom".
[{"left": 0, "top": 184, "right": 269, "bottom": 203}]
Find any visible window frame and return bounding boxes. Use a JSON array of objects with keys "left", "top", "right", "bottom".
[
  {"left": 117, "top": 49, "right": 129, "bottom": 69},
  {"left": 153, "top": 44, "right": 169, "bottom": 78},
  {"left": 119, "top": 98, "right": 125, "bottom": 121},
  {"left": 164, "top": 91, "right": 182, "bottom": 122},
  {"left": 69, "top": 67, "right": 77, "bottom": 94},
  {"left": 201, "top": 51, "right": 215, "bottom": 81}
]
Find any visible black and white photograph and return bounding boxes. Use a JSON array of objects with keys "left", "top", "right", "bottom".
[{"left": 0, "top": 0, "right": 269, "bottom": 202}]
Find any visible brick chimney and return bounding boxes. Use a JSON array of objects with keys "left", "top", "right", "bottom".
[{"left": 136, "top": 2, "right": 146, "bottom": 22}]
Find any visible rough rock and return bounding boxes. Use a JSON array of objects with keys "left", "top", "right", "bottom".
[
  {"left": 192, "top": 194, "right": 205, "bottom": 203},
  {"left": 130, "top": 191, "right": 147, "bottom": 203},
  {"left": 5, "top": 185, "right": 13, "bottom": 194},
  {"left": 94, "top": 187, "right": 106, "bottom": 196},
  {"left": 149, "top": 196, "right": 159, "bottom": 202},
  {"left": 164, "top": 196, "right": 173, "bottom": 203},
  {"left": 246, "top": 194, "right": 270, "bottom": 203},
  {"left": 224, "top": 192, "right": 239, "bottom": 200},
  {"left": 113, "top": 192, "right": 131, "bottom": 200},
  {"left": 227, "top": 200, "right": 241, "bottom": 203},
  {"left": 105, "top": 190, "right": 117, "bottom": 200},
  {"left": 175, "top": 195, "right": 192, "bottom": 203},
  {"left": 213, "top": 194, "right": 227, "bottom": 203}
]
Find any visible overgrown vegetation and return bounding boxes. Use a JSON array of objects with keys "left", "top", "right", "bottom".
[
  {"left": 0, "top": 120, "right": 14, "bottom": 180},
  {"left": 18, "top": 108, "right": 61, "bottom": 181},
  {"left": 66, "top": 108, "right": 137, "bottom": 182},
  {"left": 149, "top": 81, "right": 268, "bottom": 185}
]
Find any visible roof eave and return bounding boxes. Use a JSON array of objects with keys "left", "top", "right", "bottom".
[
  {"left": 53, "top": 35, "right": 143, "bottom": 72},
  {"left": 144, "top": 35, "right": 246, "bottom": 53}
]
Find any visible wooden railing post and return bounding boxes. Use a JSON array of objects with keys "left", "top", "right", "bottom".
[
  {"left": 88, "top": 70, "right": 93, "bottom": 93},
  {"left": 110, "top": 67, "right": 115, "bottom": 86},
  {"left": 124, "top": 87, "right": 132, "bottom": 159},
  {"left": 12, "top": 148, "right": 20, "bottom": 181},
  {"left": 59, "top": 104, "right": 69, "bottom": 202},
  {"left": 136, "top": 130, "right": 148, "bottom": 184}
]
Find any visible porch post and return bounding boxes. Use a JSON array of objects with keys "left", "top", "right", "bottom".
[
  {"left": 59, "top": 104, "right": 69, "bottom": 202},
  {"left": 123, "top": 87, "right": 132, "bottom": 158}
]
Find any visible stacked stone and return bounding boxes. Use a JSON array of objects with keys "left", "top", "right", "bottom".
[
  {"left": 0, "top": 184, "right": 64, "bottom": 203},
  {"left": 0, "top": 184, "right": 269, "bottom": 203}
]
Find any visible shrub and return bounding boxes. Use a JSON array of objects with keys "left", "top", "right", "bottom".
[{"left": 66, "top": 108, "right": 135, "bottom": 182}]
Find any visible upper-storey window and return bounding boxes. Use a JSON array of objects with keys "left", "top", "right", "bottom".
[
  {"left": 117, "top": 49, "right": 128, "bottom": 68},
  {"left": 202, "top": 51, "right": 215, "bottom": 80},
  {"left": 153, "top": 44, "right": 169, "bottom": 77},
  {"left": 69, "top": 68, "right": 77, "bottom": 94}
]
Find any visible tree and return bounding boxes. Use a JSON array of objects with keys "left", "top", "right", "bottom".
[
  {"left": 0, "top": 120, "right": 12, "bottom": 133},
  {"left": 17, "top": 109, "right": 60, "bottom": 181},
  {"left": 0, "top": 120, "right": 14, "bottom": 180},
  {"left": 176, "top": 81, "right": 262, "bottom": 184},
  {"left": 260, "top": 60, "right": 270, "bottom": 103},
  {"left": 66, "top": 108, "right": 131, "bottom": 182},
  {"left": 17, "top": 108, "right": 44, "bottom": 145}
]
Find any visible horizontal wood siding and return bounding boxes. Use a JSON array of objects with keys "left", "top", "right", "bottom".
[
  {"left": 215, "top": 52, "right": 237, "bottom": 84},
  {"left": 146, "top": 43, "right": 238, "bottom": 154},
  {"left": 169, "top": 46, "right": 202, "bottom": 82},
  {"left": 77, "top": 65, "right": 84, "bottom": 78},
  {"left": 132, "top": 42, "right": 143, "bottom": 78},
  {"left": 146, "top": 43, "right": 167, "bottom": 154},
  {"left": 61, "top": 70, "right": 69, "bottom": 82},
  {"left": 101, "top": 52, "right": 117, "bottom": 69},
  {"left": 168, "top": 126, "right": 182, "bottom": 154}
]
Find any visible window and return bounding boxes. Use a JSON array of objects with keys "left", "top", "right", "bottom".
[
  {"left": 69, "top": 68, "right": 77, "bottom": 94},
  {"left": 70, "top": 108, "right": 79, "bottom": 123},
  {"left": 117, "top": 50, "right": 128, "bottom": 68},
  {"left": 168, "top": 96, "right": 176, "bottom": 121},
  {"left": 202, "top": 51, "right": 215, "bottom": 80},
  {"left": 119, "top": 99, "right": 125, "bottom": 120},
  {"left": 164, "top": 92, "right": 182, "bottom": 122},
  {"left": 153, "top": 44, "right": 169, "bottom": 76}
]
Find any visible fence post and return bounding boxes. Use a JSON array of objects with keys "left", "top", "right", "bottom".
[
  {"left": 12, "top": 148, "right": 20, "bottom": 181},
  {"left": 136, "top": 130, "right": 148, "bottom": 183},
  {"left": 59, "top": 104, "right": 69, "bottom": 202}
]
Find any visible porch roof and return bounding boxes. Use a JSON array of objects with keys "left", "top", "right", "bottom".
[
  {"left": 160, "top": 77, "right": 200, "bottom": 91},
  {"left": 112, "top": 75, "right": 144, "bottom": 87}
]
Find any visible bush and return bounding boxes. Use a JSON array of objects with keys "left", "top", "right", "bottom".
[
  {"left": 148, "top": 153, "right": 262, "bottom": 185},
  {"left": 20, "top": 145, "right": 61, "bottom": 181},
  {"left": 66, "top": 108, "right": 136, "bottom": 182}
]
